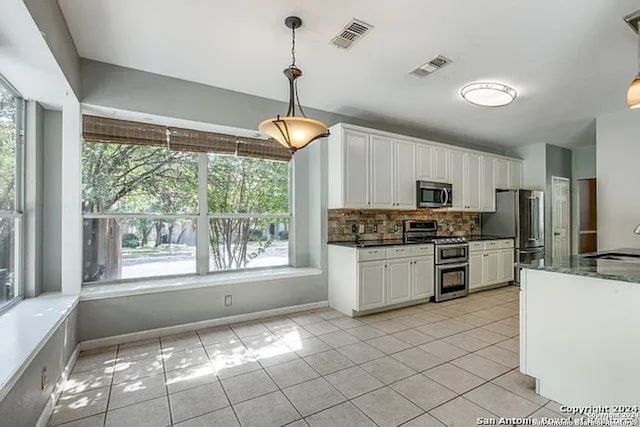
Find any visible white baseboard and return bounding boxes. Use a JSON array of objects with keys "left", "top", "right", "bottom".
[
  {"left": 36, "top": 345, "right": 80, "bottom": 427},
  {"left": 80, "top": 301, "right": 329, "bottom": 350}
]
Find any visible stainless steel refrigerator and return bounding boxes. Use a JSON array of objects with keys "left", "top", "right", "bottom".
[{"left": 480, "top": 189, "right": 545, "bottom": 283}]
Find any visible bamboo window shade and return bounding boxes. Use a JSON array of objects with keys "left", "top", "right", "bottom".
[{"left": 82, "top": 115, "right": 292, "bottom": 162}]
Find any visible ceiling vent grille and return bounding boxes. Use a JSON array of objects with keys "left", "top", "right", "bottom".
[
  {"left": 330, "top": 18, "right": 374, "bottom": 50},
  {"left": 409, "top": 55, "right": 453, "bottom": 77}
]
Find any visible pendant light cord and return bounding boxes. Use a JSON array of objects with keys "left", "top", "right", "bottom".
[{"left": 290, "top": 24, "right": 296, "bottom": 67}]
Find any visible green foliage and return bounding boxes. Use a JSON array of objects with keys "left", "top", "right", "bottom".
[
  {"left": 82, "top": 142, "right": 290, "bottom": 273},
  {"left": 0, "top": 86, "right": 17, "bottom": 211},
  {"left": 122, "top": 233, "right": 140, "bottom": 248}
]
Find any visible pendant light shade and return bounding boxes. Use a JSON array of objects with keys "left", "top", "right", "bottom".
[
  {"left": 628, "top": 75, "right": 640, "bottom": 109},
  {"left": 259, "top": 16, "right": 329, "bottom": 154},
  {"left": 259, "top": 116, "right": 329, "bottom": 151}
]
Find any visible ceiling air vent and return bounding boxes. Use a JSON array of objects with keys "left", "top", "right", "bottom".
[
  {"left": 330, "top": 18, "right": 374, "bottom": 50},
  {"left": 409, "top": 55, "right": 453, "bottom": 77}
]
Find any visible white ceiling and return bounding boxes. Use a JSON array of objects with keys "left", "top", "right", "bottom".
[{"left": 59, "top": 0, "right": 640, "bottom": 148}]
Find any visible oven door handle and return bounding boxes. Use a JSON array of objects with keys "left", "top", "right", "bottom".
[
  {"left": 442, "top": 189, "right": 449, "bottom": 206},
  {"left": 436, "top": 262, "right": 469, "bottom": 270}
]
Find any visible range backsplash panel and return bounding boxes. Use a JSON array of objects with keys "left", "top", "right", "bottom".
[{"left": 328, "top": 209, "right": 480, "bottom": 242}]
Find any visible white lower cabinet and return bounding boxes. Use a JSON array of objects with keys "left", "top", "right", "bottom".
[
  {"left": 468, "top": 240, "right": 515, "bottom": 291},
  {"left": 499, "top": 249, "right": 515, "bottom": 282},
  {"left": 412, "top": 256, "right": 434, "bottom": 299},
  {"left": 358, "top": 261, "right": 386, "bottom": 310},
  {"left": 469, "top": 252, "right": 485, "bottom": 290},
  {"left": 387, "top": 259, "right": 412, "bottom": 304}
]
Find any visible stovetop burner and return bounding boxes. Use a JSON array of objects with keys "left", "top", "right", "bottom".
[{"left": 403, "top": 220, "right": 467, "bottom": 245}]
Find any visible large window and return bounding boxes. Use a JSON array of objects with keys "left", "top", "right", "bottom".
[
  {"left": 81, "top": 116, "right": 291, "bottom": 283},
  {"left": 0, "top": 77, "right": 23, "bottom": 311}
]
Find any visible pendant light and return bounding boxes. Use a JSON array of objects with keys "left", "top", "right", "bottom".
[
  {"left": 626, "top": 12, "right": 640, "bottom": 109},
  {"left": 259, "top": 16, "right": 329, "bottom": 154}
]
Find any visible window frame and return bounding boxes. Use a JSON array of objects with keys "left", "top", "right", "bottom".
[
  {"left": 0, "top": 74, "right": 25, "bottom": 314},
  {"left": 81, "top": 150, "right": 293, "bottom": 285}
]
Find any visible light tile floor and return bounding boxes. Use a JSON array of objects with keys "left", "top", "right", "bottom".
[{"left": 49, "top": 285, "right": 571, "bottom": 427}]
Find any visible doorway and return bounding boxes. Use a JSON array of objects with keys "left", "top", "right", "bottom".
[{"left": 552, "top": 176, "right": 571, "bottom": 258}]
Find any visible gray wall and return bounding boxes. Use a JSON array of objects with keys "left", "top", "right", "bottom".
[
  {"left": 43, "top": 110, "right": 63, "bottom": 292},
  {"left": 571, "top": 145, "right": 596, "bottom": 254},
  {"left": 507, "top": 143, "right": 547, "bottom": 190},
  {"left": 0, "top": 307, "right": 78, "bottom": 427},
  {"left": 79, "top": 275, "right": 325, "bottom": 341},
  {"left": 22, "top": 0, "right": 81, "bottom": 98},
  {"left": 80, "top": 59, "right": 507, "bottom": 156},
  {"left": 545, "top": 144, "right": 572, "bottom": 254},
  {"left": 596, "top": 109, "right": 640, "bottom": 250}
]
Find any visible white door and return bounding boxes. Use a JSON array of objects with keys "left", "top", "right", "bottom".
[
  {"left": 449, "top": 150, "right": 465, "bottom": 209},
  {"left": 552, "top": 176, "right": 571, "bottom": 258},
  {"left": 431, "top": 147, "right": 449, "bottom": 182},
  {"left": 387, "top": 259, "right": 412, "bottom": 304},
  {"left": 416, "top": 145, "right": 432, "bottom": 181},
  {"left": 343, "top": 130, "right": 369, "bottom": 208},
  {"left": 469, "top": 252, "right": 485, "bottom": 290},
  {"left": 412, "top": 256, "right": 434, "bottom": 299},
  {"left": 395, "top": 140, "right": 416, "bottom": 209},
  {"left": 358, "top": 261, "right": 386, "bottom": 310},
  {"left": 465, "top": 153, "right": 481, "bottom": 211},
  {"left": 481, "top": 156, "right": 496, "bottom": 212},
  {"left": 483, "top": 251, "right": 500, "bottom": 285},
  {"left": 370, "top": 135, "right": 394, "bottom": 208},
  {"left": 495, "top": 159, "right": 509, "bottom": 189},
  {"left": 508, "top": 161, "right": 523, "bottom": 189},
  {"left": 499, "top": 249, "right": 514, "bottom": 282}
]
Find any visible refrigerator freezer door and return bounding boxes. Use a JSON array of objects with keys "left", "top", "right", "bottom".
[{"left": 519, "top": 191, "right": 544, "bottom": 249}]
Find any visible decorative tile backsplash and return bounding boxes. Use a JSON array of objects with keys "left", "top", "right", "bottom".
[{"left": 328, "top": 209, "right": 480, "bottom": 242}]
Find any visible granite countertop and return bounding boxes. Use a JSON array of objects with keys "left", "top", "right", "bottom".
[
  {"left": 517, "top": 248, "right": 640, "bottom": 284},
  {"left": 328, "top": 235, "right": 513, "bottom": 248}
]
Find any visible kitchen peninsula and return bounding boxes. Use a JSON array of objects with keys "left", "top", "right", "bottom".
[{"left": 518, "top": 250, "right": 640, "bottom": 405}]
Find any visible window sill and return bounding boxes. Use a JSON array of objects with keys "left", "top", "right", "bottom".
[
  {"left": 80, "top": 267, "right": 324, "bottom": 301},
  {"left": 0, "top": 293, "right": 79, "bottom": 402}
]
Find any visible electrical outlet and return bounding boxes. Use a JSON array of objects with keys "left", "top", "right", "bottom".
[
  {"left": 373, "top": 224, "right": 378, "bottom": 233},
  {"left": 394, "top": 224, "right": 399, "bottom": 232},
  {"left": 41, "top": 367, "right": 48, "bottom": 391},
  {"left": 224, "top": 295, "right": 232, "bottom": 306}
]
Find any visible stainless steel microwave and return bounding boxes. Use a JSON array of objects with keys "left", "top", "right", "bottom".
[{"left": 417, "top": 181, "right": 453, "bottom": 208}]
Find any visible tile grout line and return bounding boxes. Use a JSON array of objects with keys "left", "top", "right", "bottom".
[
  {"left": 65, "top": 287, "right": 522, "bottom": 426},
  {"left": 158, "top": 336, "right": 176, "bottom": 426},
  {"left": 195, "top": 328, "right": 243, "bottom": 427}
]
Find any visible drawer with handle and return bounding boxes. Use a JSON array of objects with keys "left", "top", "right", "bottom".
[
  {"left": 411, "top": 244, "right": 434, "bottom": 257},
  {"left": 357, "top": 248, "right": 386, "bottom": 262},
  {"left": 386, "top": 246, "right": 412, "bottom": 259},
  {"left": 484, "top": 240, "right": 500, "bottom": 250},
  {"left": 500, "top": 239, "right": 514, "bottom": 248},
  {"left": 469, "top": 241, "right": 485, "bottom": 252}
]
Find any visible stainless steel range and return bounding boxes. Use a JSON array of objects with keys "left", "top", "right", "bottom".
[{"left": 403, "top": 220, "right": 469, "bottom": 302}]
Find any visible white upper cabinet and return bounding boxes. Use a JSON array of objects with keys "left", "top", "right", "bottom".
[
  {"left": 495, "top": 158, "right": 523, "bottom": 190},
  {"left": 394, "top": 140, "right": 416, "bottom": 209},
  {"left": 449, "top": 150, "right": 481, "bottom": 211},
  {"left": 449, "top": 150, "right": 465, "bottom": 210},
  {"left": 328, "top": 128, "right": 369, "bottom": 209},
  {"left": 416, "top": 144, "right": 448, "bottom": 183},
  {"left": 370, "top": 135, "right": 395, "bottom": 208},
  {"left": 465, "top": 153, "right": 481, "bottom": 211},
  {"left": 481, "top": 156, "right": 496, "bottom": 212},
  {"left": 328, "top": 123, "right": 522, "bottom": 210},
  {"left": 508, "top": 161, "right": 523, "bottom": 189}
]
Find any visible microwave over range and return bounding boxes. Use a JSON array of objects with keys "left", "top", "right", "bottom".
[{"left": 417, "top": 181, "right": 453, "bottom": 209}]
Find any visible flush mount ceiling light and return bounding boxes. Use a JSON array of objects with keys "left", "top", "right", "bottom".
[
  {"left": 460, "top": 82, "right": 517, "bottom": 107},
  {"left": 624, "top": 11, "right": 640, "bottom": 109},
  {"left": 259, "top": 16, "right": 330, "bottom": 154}
]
